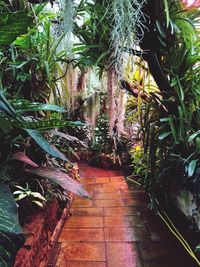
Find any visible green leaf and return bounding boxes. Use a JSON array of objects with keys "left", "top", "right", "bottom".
[
  {"left": 155, "top": 20, "right": 166, "bottom": 38},
  {"left": 160, "top": 117, "right": 171, "bottom": 122},
  {"left": 188, "top": 130, "right": 200, "bottom": 142},
  {"left": 188, "top": 160, "right": 197, "bottom": 177},
  {"left": 163, "top": 0, "right": 170, "bottom": 28},
  {"left": 178, "top": 106, "right": 184, "bottom": 141},
  {"left": 0, "top": 100, "right": 15, "bottom": 117},
  {"left": 72, "top": 44, "right": 103, "bottom": 53},
  {"left": 16, "top": 103, "right": 67, "bottom": 113},
  {"left": 0, "top": 117, "right": 12, "bottom": 133},
  {"left": 17, "top": 193, "right": 27, "bottom": 201},
  {"left": 13, "top": 191, "right": 24, "bottom": 195},
  {"left": 31, "top": 192, "right": 46, "bottom": 201},
  {"left": 26, "top": 129, "right": 68, "bottom": 161},
  {"left": 32, "top": 200, "right": 44, "bottom": 208},
  {"left": 14, "top": 119, "right": 85, "bottom": 131},
  {"left": 195, "top": 244, "right": 200, "bottom": 253},
  {"left": 158, "top": 131, "right": 171, "bottom": 140},
  {"left": 95, "top": 50, "right": 110, "bottom": 67},
  {"left": 196, "top": 137, "right": 200, "bottom": 151},
  {"left": 0, "top": 183, "right": 25, "bottom": 267},
  {"left": 0, "top": 12, "right": 33, "bottom": 45},
  {"left": 176, "top": 76, "right": 184, "bottom": 101},
  {"left": 0, "top": 90, "right": 16, "bottom": 117},
  {"left": 44, "top": 60, "right": 51, "bottom": 84},
  {"left": 169, "top": 116, "right": 178, "bottom": 144},
  {"left": 25, "top": 167, "right": 91, "bottom": 199}
]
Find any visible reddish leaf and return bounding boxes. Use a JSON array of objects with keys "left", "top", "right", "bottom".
[
  {"left": 25, "top": 167, "right": 91, "bottom": 199},
  {"left": 12, "top": 152, "right": 39, "bottom": 167}
]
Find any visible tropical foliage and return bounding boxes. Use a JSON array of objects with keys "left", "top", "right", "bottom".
[
  {"left": 126, "top": 1, "right": 200, "bottom": 264},
  {"left": 128, "top": 0, "right": 200, "bottom": 204},
  {"left": 0, "top": 1, "right": 89, "bottom": 265},
  {"left": 0, "top": 0, "right": 200, "bottom": 265}
]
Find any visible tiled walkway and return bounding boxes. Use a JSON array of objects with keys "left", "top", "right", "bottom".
[{"left": 55, "top": 164, "right": 195, "bottom": 267}]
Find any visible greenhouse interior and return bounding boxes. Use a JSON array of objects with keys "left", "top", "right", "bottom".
[{"left": 0, "top": 0, "right": 200, "bottom": 266}]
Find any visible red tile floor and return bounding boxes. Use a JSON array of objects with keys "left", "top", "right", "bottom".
[{"left": 53, "top": 164, "right": 195, "bottom": 267}]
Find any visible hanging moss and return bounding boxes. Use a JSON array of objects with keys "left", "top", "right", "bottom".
[
  {"left": 59, "top": 0, "right": 74, "bottom": 46},
  {"left": 107, "top": 0, "right": 146, "bottom": 71}
]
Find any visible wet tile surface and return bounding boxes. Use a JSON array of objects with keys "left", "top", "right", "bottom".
[
  {"left": 59, "top": 243, "right": 105, "bottom": 261},
  {"left": 94, "top": 199, "right": 124, "bottom": 207},
  {"left": 106, "top": 243, "right": 139, "bottom": 267},
  {"left": 63, "top": 216, "right": 103, "bottom": 228},
  {"left": 123, "top": 198, "right": 147, "bottom": 207},
  {"left": 53, "top": 164, "right": 195, "bottom": 267},
  {"left": 59, "top": 262, "right": 106, "bottom": 267},
  {"left": 104, "top": 215, "right": 145, "bottom": 228},
  {"left": 71, "top": 207, "right": 104, "bottom": 217},
  {"left": 104, "top": 227, "right": 148, "bottom": 242},
  {"left": 94, "top": 192, "right": 122, "bottom": 200},
  {"left": 104, "top": 207, "right": 139, "bottom": 216},
  {"left": 72, "top": 197, "right": 93, "bottom": 208},
  {"left": 95, "top": 177, "right": 110, "bottom": 184},
  {"left": 59, "top": 228, "right": 104, "bottom": 242}
]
